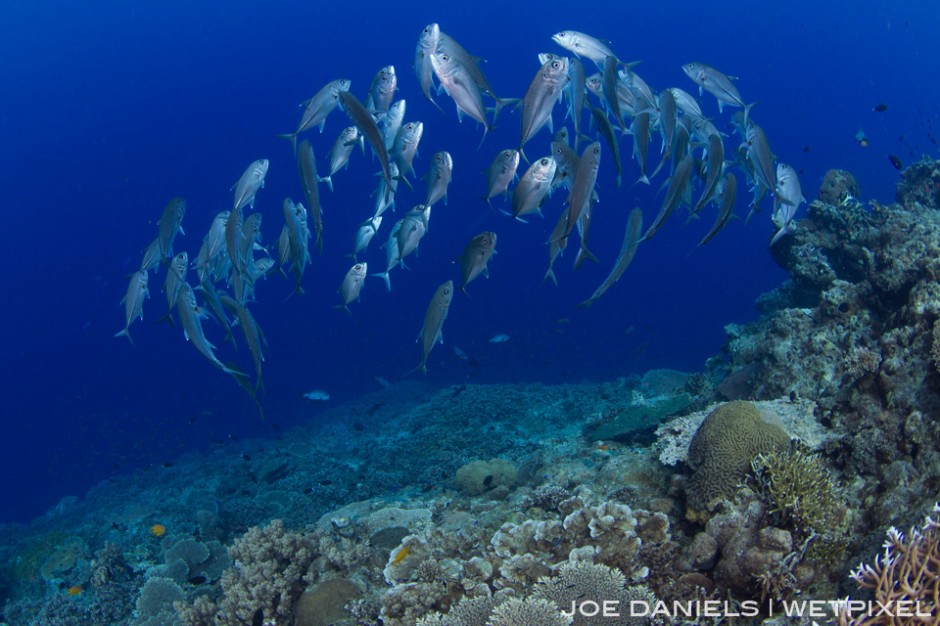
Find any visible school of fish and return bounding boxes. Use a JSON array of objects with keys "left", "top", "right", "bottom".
[{"left": 116, "top": 25, "right": 804, "bottom": 402}]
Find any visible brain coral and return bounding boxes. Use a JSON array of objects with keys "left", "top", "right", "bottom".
[{"left": 686, "top": 401, "right": 789, "bottom": 512}]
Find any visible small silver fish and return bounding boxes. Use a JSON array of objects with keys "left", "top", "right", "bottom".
[
  {"left": 512, "top": 156, "right": 557, "bottom": 219},
  {"left": 337, "top": 262, "right": 368, "bottom": 315},
  {"left": 641, "top": 153, "right": 694, "bottom": 241},
  {"left": 699, "top": 172, "right": 738, "bottom": 247},
  {"left": 177, "top": 282, "right": 241, "bottom": 376},
  {"left": 682, "top": 62, "right": 753, "bottom": 119},
  {"left": 552, "top": 31, "right": 615, "bottom": 69},
  {"left": 320, "top": 126, "right": 362, "bottom": 192},
  {"left": 115, "top": 269, "right": 149, "bottom": 344},
  {"left": 220, "top": 294, "right": 265, "bottom": 390},
  {"left": 415, "top": 24, "right": 442, "bottom": 108},
  {"left": 338, "top": 91, "right": 394, "bottom": 198},
  {"left": 162, "top": 251, "right": 189, "bottom": 315},
  {"left": 373, "top": 219, "right": 403, "bottom": 291},
  {"left": 392, "top": 121, "right": 424, "bottom": 178},
  {"left": 744, "top": 122, "right": 777, "bottom": 196},
  {"left": 770, "top": 163, "right": 805, "bottom": 246},
  {"left": 382, "top": 99, "right": 406, "bottom": 152},
  {"left": 431, "top": 51, "right": 492, "bottom": 137},
  {"left": 561, "top": 142, "right": 601, "bottom": 241},
  {"left": 140, "top": 237, "right": 161, "bottom": 273},
  {"left": 352, "top": 215, "right": 383, "bottom": 260},
  {"left": 297, "top": 141, "right": 323, "bottom": 254},
  {"left": 366, "top": 65, "right": 397, "bottom": 114},
  {"left": 580, "top": 208, "right": 643, "bottom": 307},
  {"left": 519, "top": 56, "right": 569, "bottom": 150},
  {"left": 232, "top": 159, "right": 269, "bottom": 212}
]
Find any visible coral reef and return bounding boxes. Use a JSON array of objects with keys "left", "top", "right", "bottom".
[{"left": 684, "top": 401, "right": 790, "bottom": 513}]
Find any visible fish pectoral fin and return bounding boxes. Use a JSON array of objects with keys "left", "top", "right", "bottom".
[{"left": 435, "top": 330, "right": 444, "bottom": 345}]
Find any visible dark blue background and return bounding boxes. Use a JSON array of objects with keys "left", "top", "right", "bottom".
[{"left": 1, "top": 0, "right": 936, "bottom": 523}]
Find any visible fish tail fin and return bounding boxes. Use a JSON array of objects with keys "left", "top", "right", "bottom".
[
  {"left": 319, "top": 176, "right": 334, "bottom": 192},
  {"left": 769, "top": 224, "right": 790, "bottom": 247},
  {"left": 491, "top": 97, "right": 518, "bottom": 123},
  {"left": 400, "top": 362, "right": 427, "bottom": 379},
  {"left": 743, "top": 101, "right": 758, "bottom": 129},
  {"left": 395, "top": 174, "right": 414, "bottom": 192},
  {"left": 371, "top": 271, "right": 391, "bottom": 291},
  {"left": 634, "top": 174, "right": 650, "bottom": 186},
  {"left": 518, "top": 148, "right": 530, "bottom": 164},
  {"left": 543, "top": 268, "right": 558, "bottom": 287},
  {"left": 573, "top": 245, "right": 600, "bottom": 271},
  {"left": 255, "top": 373, "right": 266, "bottom": 395},
  {"left": 276, "top": 133, "right": 298, "bottom": 157},
  {"left": 577, "top": 297, "right": 595, "bottom": 309},
  {"left": 333, "top": 304, "right": 353, "bottom": 316},
  {"left": 114, "top": 328, "right": 135, "bottom": 346},
  {"left": 154, "top": 312, "right": 176, "bottom": 328}
]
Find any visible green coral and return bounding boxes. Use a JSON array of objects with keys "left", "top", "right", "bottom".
[
  {"left": 751, "top": 444, "right": 850, "bottom": 566},
  {"left": 686, "top": 401, "right": 790, "bottom": 512}
]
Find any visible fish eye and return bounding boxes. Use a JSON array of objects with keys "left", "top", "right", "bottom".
[
  {"left": 540, "top": 158, "right": 549, "bottom": 165},
  {"left": 551, "top": 61, "right": 560, "bottom": 69}
]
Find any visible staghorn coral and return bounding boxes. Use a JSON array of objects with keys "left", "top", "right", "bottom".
[
  {"left": 836, "top": 504, "right": 940, "bottom": 626},
  {"left": 685, "top": 401, "right": 790, "bottom": 513}
]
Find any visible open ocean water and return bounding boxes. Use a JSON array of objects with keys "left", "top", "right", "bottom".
[{"left": 1, "top": 0, "right": 938, "bottom": 587}]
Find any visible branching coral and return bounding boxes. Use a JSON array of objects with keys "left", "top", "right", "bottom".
[{"left": 836, "top": 504, "right": 940, "bottom": 626}]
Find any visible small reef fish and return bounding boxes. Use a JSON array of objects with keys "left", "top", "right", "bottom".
[
  {"left": 303, "top": 390, "right": 330, "bottom": 401},
  {"left": 488, "top": 334, "right": 511, "bottom": 343}
]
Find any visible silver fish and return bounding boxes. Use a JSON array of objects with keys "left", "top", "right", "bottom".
[
  {"left": 602, "top": 56, "right": 626, "bottom": 130},
  {"left": 352, "top": 215, "right": 382, "bottom": 260},
  {"left": 425, "top": 151, "right": 453, "bottom": 208},
  {"left": 438, "top": 30, "right": 507, "bottom": 108},
  {"left": 337, "top": 262, "right": 368, "bottom": 315},
  {"left": 177, "top": 282, "right": 241, "bottom": 376},
  {"left": 281, "top": 198, "right": 310, "bottom": 293},
  {"left": 699, "top": 172, "right": 738, "bottom": 247},
  {"left": 561, "top": 142, "right": 601, "bottom": 241},
  {"left": 239, "top": 213, "right": 263, "bottom": 271},
  {"left": 373, "top": 219, "right": 403, "bottom": 291},
  {"left": 621, "top": 68, "right": 658, "bottom": 115},
  {"left": 588, "top": 106, "right": 621, "bottom": 187},
  {"left": 374, "top": 162, "right": 400, "bottom": 218},
  {"left": 162, "top": 251, "right": 188, "bottom": 316},
  {"left": 366, "top": 65, "right": 396, "bottom": 114},
  {"left": 196, "top": 279, "right": 235, "bottom": 348},
  {"left": 573, "top": 198, "right": 599, "bottom": 270},
  {"left": 550, "top": 140, "right": 579, "bottom": 191},
  {"left": 220, "top": 294, "right": 265, "bottom": 390},
  {"left": 483, "top": 149, "right": 520, "bottom": 207},
  {"left": 297, "top": 140, "right": 323, "bottom": 254},
  {"left": 691, "top": 132, "right": 725, "bottom": 216},
  {"left": 409, "top": 280, "right": 454, "bottom": 375},
  {"left": 337, "top": 91, "right": 394, "bottom": 200},
  {"left": 682, "top": 62, "right": 753, "bottom": 119},
  {"left": 396, "top": 208, "right": 427, "bottom": 261},
  {"left": 430, "top": 51, "right": 492, "bottom": 136},
  {"left": 415, "top": 24, "right": 442, "bottom": 108},
  {"left": 744, "top": 122, "right": 776, "bottom": 195},
  {"left": 140, "top": 237, "right": 162, "bottom": 273},
  {"left": 567, "top": 57, "right": 587, "bottom": 149},
  {"left": 224, "top": 205, "right": 245, "bottom": 276},
  {"left": 232, "top": 159, "right": 269, "bottom": 212},
  {"left": 666, "top": 87, "right": 703, "bottom": 119},
  {"left": 631, "top": 111, "right": 651, "bottom": 185},
  {"left": 552, "top": 31, "right": 615, "bottom": 70},
  {"left": 321, "top": 126, "right": 362, "bottom": 192},
  {"left": 205, "top": 211, "right": 230, "bottom": 267},
  {"left": 585, "top": 73, "right": 604, "bottom": 100},
  {"left": 555, "top": 126, "right": 570, "bottom": 145},
  {"left": 519, "top": 56, "right": 569, "bottom": 150},
  {"left": 580, "top": 207, "right": 643, "bottom": 307},
  {"left": 278, "top": 79, "right": 351, "bottom": 154},
  {"left": 657, "top": 89, "right": 677, "bottom": 154},
  {"left": 158, "top": 197, "right": 186, "bottom": 260},
  {"left": 771, "top": 163, "right": 805, "bottom": 246},
  {"left": 641, "top": 153, "right": 694, "bottom": 241},
  {"left": 544, "top": 207, "right": 570, "bottom": 286},
  {"left": 382, "top": 99, "right": 406, "bottom": 151},
  {"left": 512, "top": 156, "right": 557, "bottom": 219},
  {"left": 115, "top": 269, "right": 149, "bottom": 344},
  {"left": 458, "top": 231, "right": 497, "bottom": 292},
  {"left": 392, "top": 121, "right": 424, "bottom": 178}
]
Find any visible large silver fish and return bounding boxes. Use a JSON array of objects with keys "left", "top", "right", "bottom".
[
  {"left": 562, "top": 142, "right": 601, "bottom": 240},
  {"left": 770, "top": 163, "right": 805, "bottom": 246},
  {"left": 373, "top": 219, "right": 403, "bottom": 291},
  {"left": 232, "top": 159, "right": 269, "bottom": 212},
  {"left": 657, "top": 89, "right": 677, "bottom": 154},
  {"left": 392, "top": 121, "right": 424, "bottom": 178},
  {"left": 666, "top": 87, "right": 703, "bottom": 119},
  {"left": 698, "top": 172, "right": 738, "bottom": 247},
  {"left": 321, "top": 126, "right": 362, "bottom": 192},
  {"left": 239, "top": 213, "right": 263, "bottom": 272},
  {"left": 425, "top": 151, "right": 453, "bottom": 208},
  {"left": 552, "top": 31, "right": 615, "bottom": 70},
  {"left": 550, "top": 140, "right": 579, "bottom": 191},
  {"left": 196, "top": 279, "right": 235, "bottom": 349},
  {"left": 641, "top": 153, "right": 694, "bottom": 241},
  {"left": 177, "top": 282, "right": 241, "bottom": 376},
  {"left": 430, "top": 51, "right": 492, "bottom": 137},
  {"left": 682, "top": 62, "right": 753, "bottom": 119},
  {"left": 160, "top": 251, "right": 188, "bottom": 321},
  {"left": 396, "top": 208, "right": 428, "bottom": 261},
  {"left": 280, "top": 198, "right": 310, "bottom": 293},
  {"left": 374, "top": 162, "right": 400, "bottom": 218},
  {"left": 691, "top": 132, "right": 725, "bottom": 216},
  {"left": 580, "top": 208, "right": 643, "bottom": 307},
  {"left": 115, "top": 269, "right": 149, "bottom": 344},
  {"left": 382, "top": 99, "right": 406, "bottom": 151},
  {"left": 158, "top": 197, "right": 186, "bottom": 260},
  {"left": 409, "top": 280, "right": 454, "bottom": 375},
  {"left": 602, "top": 56, "right": 626, "bottom": 131},
  {"left": 458, "top": 232, "right": 497, "bottom": 292},
  {"left": 352, "top": 215, "right": 382, "bottom": 261},
  {"left": 297, "top": 140, "right": 324, "bottom": 254},
  {"left": 519, "top": 56, "right": 569, "bottom": 151},
  {"left": 337, "top": 91, "right": 394, "bottom": 200},
  {"left": 744, "top": 122, "right": 776, "bottom": 196},
  {"left": 544, "top": 207, "right": 570, "bottom": 286},
  {"left": 414, "top": 23, "right": 442, "bottom": 108},
  {"left": 588, "top": 106, "right": 621, "bottom": 187},
  {"left": 278, "top": 79, "right": 351, "bottom": 154},
  {"left": 224, "top": 205, "right": 245, "bottom": 276},
  {"left": 438, "top": 29, "right": 515, "bottom": 117},
  {"left": 205, "top": 211, "right": 230, "bottom": 269},
  {"left": 366, "top": 65, "right": 396, "bottom": 114},
  {"left": 631, "top": 111, "right": 651, "bottom": 185},
  {"left": 337, "top": 262, "right": 368, "bottom": 315},
  {"left": 567, "top": 57, "right": 587, "bottom": 149},
  {"left": 140, "top": 237, "right": 162, "bottom": 273},
  {"left": 512, "top": 156, "right": 557, "bottom": 219},
  {"left": 483, "top": 149, "right": 519, "bottom": 207},
  {"left": 220, "top": 294, "right": 265, "bottom": 390}
]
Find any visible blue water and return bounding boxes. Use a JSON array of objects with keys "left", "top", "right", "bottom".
[{"left": 1, "top": 0, "right": 936, "bottom": 524}]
